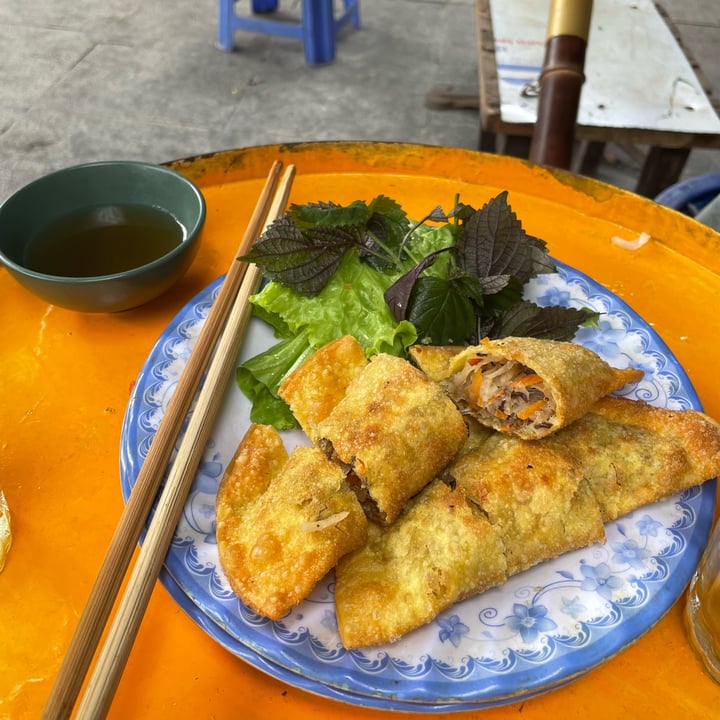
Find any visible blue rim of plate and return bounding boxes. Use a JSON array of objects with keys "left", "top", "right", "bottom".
[
  {"left": 159, "top": 566, "right": 538, "bottom": 712},
  {"left": 120, "top": 260, "right": 716, "bottom": 710}
]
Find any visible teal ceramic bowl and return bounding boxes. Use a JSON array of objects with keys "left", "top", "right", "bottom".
[{"left": 0, "top": 161, "right": 206, "bottom": 312}]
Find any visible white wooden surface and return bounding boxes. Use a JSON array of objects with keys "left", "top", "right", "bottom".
[{"left": 490, "top": 0, "right": 720, "bottom": 133}]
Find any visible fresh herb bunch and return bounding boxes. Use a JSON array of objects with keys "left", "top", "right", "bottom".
[
  {"left": 242, "top": 191, "right": 597, "bottom": 346},
  {"left": 237, "top": 192, "right": 599, "bottom": 429}
]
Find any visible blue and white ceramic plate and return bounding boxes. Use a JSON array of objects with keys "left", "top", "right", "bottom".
[
  {"left": 160, "top": 566, "right": 515, "bottom": 712},
  {"left": 120, "top": 261, "right": 716, "bottom": 710}
]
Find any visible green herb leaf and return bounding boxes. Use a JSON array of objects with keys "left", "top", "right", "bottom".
[
  {"left": 362, "top": 196, "right": 410, "bottom": 270},
  {"left": 236, "top": 329, "right": 318, "bottom": 430},
  {"left": 384, "top": 248, "right": 452, "bottom": 320},
  {"left": 477, "top": 273, "right": 512, "bottom": 295},
  {"left": 456, "top": 191, "right": 556, "bottom": 286},
  {"left": 407, "top": 275, "right": 478, "bottom": 345},
  {"left": 237, "top": 191, "right": 601, "bottom": 430},
  {"left": 288, "top": 200, "right": 370, "bottom": 229},
  {"left": 245, "top": 197, "right": 415, "bottom": 289},
  {"left": 483, "top": 301, "right": 601, "bottom": 341},
  {"left": 248, "top": 249, "right": 418, "bottom": 355},
  {"left": 240, "top": 216, "right": 358, "bottom": 296},
  {"left": 367, "top": 195, "right": 409, "bottom": 230},
  {"left": 480, "top": 275, "right": 524, "bottom": 315}
]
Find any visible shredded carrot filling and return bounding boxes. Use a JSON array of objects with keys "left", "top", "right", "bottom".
[
  {"left": 512, "top": 373, "right": 543, "bottom": 388},
  {"left": 516, "top": 398, "right": 546, "bottom": 420},
  {"left": 446, "top": 354, "right": 555, "bottom": 431},
  {"left": 470, "top": 367, "right": 484, "bottom": 400}
]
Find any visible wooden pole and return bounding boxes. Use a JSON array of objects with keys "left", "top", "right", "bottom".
[{"left": 529, "top": 0, "right": 593, "bottom": 169}]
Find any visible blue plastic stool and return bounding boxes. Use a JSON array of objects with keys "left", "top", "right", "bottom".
[{"left": 217, "top": 0, "right": 360, "bottom": 65}]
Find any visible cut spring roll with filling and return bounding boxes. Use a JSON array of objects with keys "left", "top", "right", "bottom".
[{"left": 437, "top": 337, "right": 643, "bottom": 439}]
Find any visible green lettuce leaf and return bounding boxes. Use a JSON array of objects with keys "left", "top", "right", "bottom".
[
  {"left": 236, "top": 328, "right": 315, "bottom": 429},
  {"left": 251, "top": 248, "right": 417, "bottom": 354},
  {"left": 237, "top": 248, "right": 419, "bottom": 427}
]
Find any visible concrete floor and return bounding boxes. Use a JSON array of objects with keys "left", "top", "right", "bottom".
[{"left": 0, "top": 0, "right": 718, "bottom": 202}]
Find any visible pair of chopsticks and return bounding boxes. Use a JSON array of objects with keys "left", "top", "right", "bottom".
[{"left": 42, "top": 160, "right": 295, "bottom": 720}]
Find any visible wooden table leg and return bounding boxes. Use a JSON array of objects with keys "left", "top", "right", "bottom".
[
  {"left": 577, "top": 140, "right": 606, "bottom": 176},
  {"left": 478, "top": 128, "right": 497, "bottom": 152},
  {"left": 501, "top": 135, "right": 532, "bottom": 158},
  {"left": 636, "top": 146, "right": 691, "bottom": 198}
]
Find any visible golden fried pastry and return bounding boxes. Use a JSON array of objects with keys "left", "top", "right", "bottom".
[
  {"left": 220, "top": 339, "right": 720, "bottom": 647},
  {"left": 279, "top": 335, "right": 368, "bottom": 443},
  {"left": 216, "top": 423, "right": 367, "bottom": 620},
  {"left": 408, "top": 344, "right": 462, "bottom": 382},
  {"left": 545, "top": 396, "right": 720, "bottom": 521},
  {"left": 416, "top": 337, "right": 643, "bottom": 439},
  {"left": 334, "top": 395, "right": 720, "bottom": 647},
  {"left": 334, "top": 479, "right": 507, "bottom": 648},
  {"left": 315, "top": 353, "right": 468, "bottom": 524},
  {"left": 450, "top": 434, "right": 605, "bottom": 575}
]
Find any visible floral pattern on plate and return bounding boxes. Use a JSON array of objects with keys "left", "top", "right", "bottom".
[{"left": 120, "top": 261, "right": 716, "bottom": 709}]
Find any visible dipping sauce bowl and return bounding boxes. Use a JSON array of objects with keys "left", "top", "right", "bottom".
[{"left": 0, "top": 161, "right": 206, "bottom": 312}]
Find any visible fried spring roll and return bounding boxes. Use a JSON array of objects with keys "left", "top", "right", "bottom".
[
  {"left": 315, "top": 353, "right": 468, "bottom": 525},
  {"left": 415, "top": 337, "right": 643, "bottom": 439},
  {"left": 450, "top": 434, "right": 606, "bottom": 576},
  {"left": 334, "top": 479, "right": 507, "bottom": 649},
  {"left": 279, "top": 335, "right": 368, "bottom": 443},
  {"left": 335, "top": 435, "right": 604, "bottom": 649},
  {"left": 334, "top": 397, "right": 720, "bottom": 648},
  {"left": 545, "top": 396, "right": 720, "bottom": 521},
  {"left": 216, "top": 424, "right": 367, "bottom": 620}
]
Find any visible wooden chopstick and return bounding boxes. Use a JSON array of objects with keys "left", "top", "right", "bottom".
[
  {"left": 41, "top": 160, "right": 288, "bottom": 720},
  {"left": 73, "top": 163, "right": 295, "bottom": 719}
]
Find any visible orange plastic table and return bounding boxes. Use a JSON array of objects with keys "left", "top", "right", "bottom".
[{"left": 2, "top": 142, "right": 719, "bottom": 719}]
